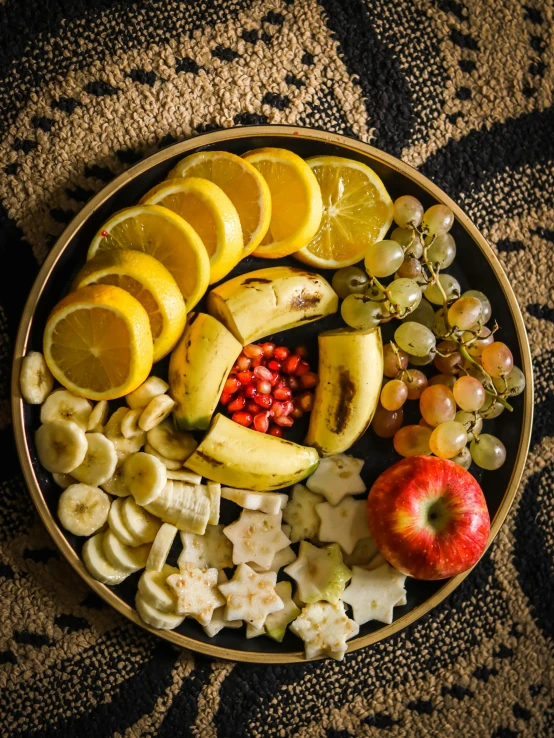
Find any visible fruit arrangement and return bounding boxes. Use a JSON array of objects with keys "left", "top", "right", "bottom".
[{"left": 19, "top": 147, "right": 525, "bottom": 661}]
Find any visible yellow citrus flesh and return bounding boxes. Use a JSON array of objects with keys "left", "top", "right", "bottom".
[
  {"left": 294, "top": 156, "right": 393, "bottom": 269},
  {"left": 74, "top": 250, "right": 186, "bottom": 363},
  {"left": 169, "top": 151, "right": 271, "bottom": 257},
  {"left": 242, "top": 148, "right": 323, "bottom": 259},
  {"left": 88, "top": 204, "right": 210, "bottom": 310},
  {"left": 139, "top": 178, "right": 243, "bottom": 284},
  {"left": 43, "top": 285, "right": 153, "bottom": 401}
]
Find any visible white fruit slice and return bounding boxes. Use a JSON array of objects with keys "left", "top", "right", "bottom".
[
  {"left": 108, "top": 497, "right": 143, "bottom": 547},
  {"left": 343, "top": 536, "right": 378, "bottom": 567},
  {"left": 290, "top": 601, "right": 359, "bottom": 660},
  {"left": 362, "top": 552, "right": 387, "bottom": 571},
  {"left": 143, "top": 442, "right": 182, "bottom": 470},
  {"left": 52, "top": 472, "right": 77, "bottom": 489},
  {"left": 167, "top": 562, "right": 225, "bottom": 625},
  {"left": 146, "top": 419, "right": 197, "bottom": 462},
  {"left": 20, "top": 351, "right": 54, "bottom": 404},
  {"left": 282, "top": 484, "right": 324, "bottom": 542},
  {"left": 178, "top": 525, "right": 233, "bottom": 570},
  {"left": 40, "top": 389, "right": 92, "bottom": 431},
  {"left": 166, "top": 469, "right": 202, "bottom": 484},
  {"left": 265, "top": 581, "right": 301, "bottom": 642},
  {"left": 135, "top": 592, "right": 184, "bottom": 630},
  {"left": 221, "top": 487, "right": 288, "bottom": 515},
  {"left": 87, "top": 400, "right": 109, "bottom": 432},
  {"left": 71, "top": 432, "right": 118, "bottom": 486},
  {"left": 124, "top": 452, "right": 167, "bottom": 506},
  {"left": 82, "top": 533, "right": 129, "bottom": 585},
  {"left": 284, "top": 541, "right": 352, "bottom": 604},
  {"left": 218, "top": 563, "right": 283, "bottom": 630},
  {"left": 139, "top": 394, "right": 175, "bottom": 432},
  {"left": 122, "top": 496, "right": 161, "bottom": 543},
  {"left": 121, "top": 408, "right": 144, "bottom": 439},
  {"left": 104, "top": 407, "right": 146, "bottom": 457},
  {"left": 250, "top": 542, "right": 296, "bottom": 574},
  {"left": 207, "top": 482, "right": 221, "bottom": 525},
  {"left": 103, "top": 528, "right": 150, "bottom": 573},
  {"left": 203, "top": 571, "right": 242, "bottom": 637},
  {"left": 101, "top": 460, "right": 131, "bottom": 497},
  {"left": 126, "top": 376, "right": 169, "bottom": 409},
  {"left": 316, "top": 497, "right": 370, "bottom": 555},
  {"left": 340, "top": 564, "right": 407, "bottom": 625},
  {"left": 138, "top": 564, "right": 179, "bottom": 612},
  {"left": 146, "top": 523, "right": 178, "bottom": 571},
  {"left": 223, "top": 510, "right": 291, "bottom": 570},
  {"left": 36, "top": 420, "right": 88, "bottom": 474},
  {"left": 145, "top": 482, "right": 211, "bottom": 534},
  {"left": 58, "top": 483, "right": 110, "bottom": 536},
  {"left": 246, "top": 624, "right": 264, "bottom": 639},
  {"left": 306, "top": 454, "right": 366, "bottom": 505}
]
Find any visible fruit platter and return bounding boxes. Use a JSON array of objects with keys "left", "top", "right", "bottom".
[{"left": 12, "top": 126, "right": 532, "bottom": 663}]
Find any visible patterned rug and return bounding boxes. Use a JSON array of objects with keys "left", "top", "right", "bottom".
[{"left": 1, "top": 0, "right": 553, "bottom": 735}]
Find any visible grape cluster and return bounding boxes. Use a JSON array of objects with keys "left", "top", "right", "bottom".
[{"left": 333, "top": 195, "right": 526, "bottom": 472}]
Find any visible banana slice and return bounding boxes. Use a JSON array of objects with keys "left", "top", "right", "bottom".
[
  {"left": 71, "top": 433, "right": 118, "bottom": 486},
  {"left": 221, "top": 487, "right": 288, "bottom": 516},
  {"left": 122, "top": 496, "right": 161, "bottom": 543},
  {"left": 103, "top": 528, "right": 150, "bottom": 573},
  {"left": 135, "top": 592, "right": 184, "bottom": 630},
  {"left": 40, "top": 389, "right": 92, "bottom": 431},
  {"left": 104, "top": 407, "right": 146, "bottom": 458},
  {"left": 139, "top": 394, "right": 175, "bottom": 432},
  {"left": 121, "top": 408, "right": 144, "bottom": 439},
  {"left": 166, "top": 469, "right": 202, "bottom": 484},
  {"left": 146, "top": 523, "right": 178, "bottom": 571},
  {"left": 144, "top": 442, "right": 181, "bottom": 470},
  {"left": 126, "top": 376, "right": 169, "bottom": 410},
  {"left": 36, "top": 420, "right": 88, "bottom": 474},
  {"left": 124, "top": 452, "right": 167, "bottom": 505},
  {"left": 20, "top": 351, "right": 54, "bottom": 405},
  {"left": 207, "top": 482, "right": 221, "bottom": 525},
  {"left": 138, "top": 564, "right": 179, "bottom": 612},
  {"left": 108, "top": 497, "right": 143, "bottom": 547},
  {"left": 146, "top": 420, "right": 197, "bottom": 462},
  {"left": 52, "top": 472, "right": 78, "bottom": 489},
  {"left": 145, "top": 481, "right": 211, "bottom": 535},
  {"left": 87, "top": 400, "right": 109, "bottom": 432},
  {"left": 82, "top": 533, "right": 129, "bottom": 585},
  {"left": 101, "top": 460, "right": 131, "bottom": 497},
  {"left": 58, "top": 483, "right": 110, "bottom": 536}
]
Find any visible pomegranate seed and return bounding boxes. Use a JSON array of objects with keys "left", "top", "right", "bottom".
[
  {"left": 228, "top": 395, "right": 246, "bottom": 412},
  {"left": 273, "top": 386, "right": 292, "bottom": 401},
  {"left": 244, "top": 384, "right": 257, "bottom": 399},
  {"left": 253, "top": 365, "right": 272, "bottom": 381},
  {"left": 251, "top": 356, "right": 262, "bottom": 368},
  {"left": 298, "top": 392, "right": 314, "bottom": 412},
  {"left": 254, "top": 394, "right": 273, "bottom": 409},
  {"left": 267, "top": 360, "right": 281, "bottom": 371},
  {"left": 257, "top": 379, "right": 272, "bottom": 395},
  {"left": 253, "top": 412, "right": 269, "bottom": 433},
  {"left": 232, "top": 411, "right": 253, "bottom": 426},
  {"left": 295, "top": 360, "right": 310, "bottom": 376},
  {"left": 300, "top": 372, "right": 318, "bottom": 389},
  {"left": 237, "top": 355, "right": 251, "bottom": 371},
  {"left": 269, "top": 372, "right": 280, "bottom": 387},
  {"left": 276, "top": 377, "right": 288, "bottom": 389},
  {"left": 246, "top": 400, "right": 260, "bottom": 414},
  {"left": 260, "top": 342, "right": 275, "bottom": 358},
  {"left": 268, "top": 425, "right": 284, "bottom": 437},
  {"left": 274, "top": 346, "right": 290, "bottom": 361},
  {"left": 229, "top": 365, "right": 239, "bottom": 375},
  {"left": 243, "top": 344, "right": 264, "bottom": 359},
  {"left": 282, "top": 401, "right": 294, "bottom": 416},
  {"left": 220, "top": 389, "right": 232, "bottom": 405},
  {"left": 294, "top": 345, "right": 309, "bottom": 359},
  {"left": 237, "top": 371, "right": 254, "bottom": 385},
  {"left": 224, "top": 377, "right": 241, "bottom": 394},
  {"left": 287, "top": 376, "right": 300, "bottom": 391},
  {"left": 282, "top": 354, "right": 301, "bottom": 374},
  {"left": 274, "top": 415, "right": 294, "bottom": 427},
  {"left": 291, "top": 406, "right": 304, "bottom": 419},
  {"left": 272, "top": 401, "right": 286, "bottom": 417}
]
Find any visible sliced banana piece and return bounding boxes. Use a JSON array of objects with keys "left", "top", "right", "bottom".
[
  {"left": 221, "top": 487, "right": 288, "bottom": 516},
  {"left": 146, "top": 523, "right": 178, "bottom": 572},
  {"left": 124, "top": 452, "right": 167, "bottom": 506},
  {"left": 146, "top": 482, "right": 211, "bottom": 535},
  {"left": 138, "top": 564, "right": 179, "bottom": 612},
  {"left": 207, "top": 482, "right": 221, "bottom": 525},
  {"left": 58, "top": 483, "right": 110, "bottom": 536},
  {"left": 126, "top": 376, "right": 169, "bottom": 409},
  {"left": 121, "top": 408, "right": 144, "bottom": 439},
  {"left": 139, "top": 394, "right": 175, "bottom": 432},
  {"left": 40, "top": 389, "right": 92, "bottom": 430},
  {"left": 103, "top": 528, "right": 150, "bottom": 573},
  {"left": 36, "top": 420, "right": 88, "bottom": 474},
  {"left": 20, "top": 351, "right": 54, "bottom": 405},
  {"left": 108, "top": 497, "right": 143, "bottom": 547},
  {"left": 135, "top": 592, "right": 184, "bottom": 630},
  {"left": 87, "top": 400, "right": 109, "bottom": 432},
  {"left": 71, "top": 433, "right": 118, "bottom": 486},
  {"left": 104, "top": 407, "right": 146, "bottom": 457},
  {"left": 166, "top": 469, "right": 202, "bottom": 484},
  {"left": 52, "top": 472, "right": 77, "bottom": 489},
  {"left": 101, "top": 460, "right": 131, "bottom": 497},
  {"left": 146, "top": 420, "right": 197, "bottom": 462},
  {"left": 82, "top": 533, "right": 129, "bottom": 585},
  {"left": 122, "top": 496, "right": 161, "bottom": 543},
  {"left": 144, "top": 442, "right": 182, "bottom": 470}
]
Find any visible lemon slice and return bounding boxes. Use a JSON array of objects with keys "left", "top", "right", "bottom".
[
  {"left": 43, "top": 285, "right": 153, "bottom": 401},
  {"left": 88, "top": 204, "right": 210, "bottom": 310},
  {"left": 169, "top": 151, "right": 271, "bottom": 257},
  {"left": 74, "top": 250, "right": 186, "bottom": 363},
  {"left": 140, "top": 178, "right": 243, "bottom": 284},
  {"left": 294, "top": 156, "right": 393, "bottom": 269},
  {"left": 242, "top": 148, "right": 323, "bottom": 259}
]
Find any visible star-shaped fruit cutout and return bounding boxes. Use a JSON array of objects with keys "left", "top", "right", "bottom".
[
  {"left": 282, "top": 484, "right": 324, "bottom": 542},
  {"left": 316, "top": 497, "right": 370, "bottom": 555},
  {"left": 290, "top": 601, "right": 359, "bottom": 660},
  {"left": 340, "top": 564, "right": 407, "bottom": 625},
  {"left": 178, "top": 525, "right": 233, "bottom": 570},
  {"left": 166, "top": 563, "right": 225, "bottom": 625},
  {"left": 202, "top": 570, "right": 242, "bottom": 637},
  {"left": 284, "top": 541, "right": 352, "bottom": 604},
  {"left": 223, "top": 510, "right": 291, "bottom": 569},
  {"left": 218, "top": 563, "right": 284, "bottom": 629},
  {"left": 306, "top": 454, "right": 366, "bottom": 505}
]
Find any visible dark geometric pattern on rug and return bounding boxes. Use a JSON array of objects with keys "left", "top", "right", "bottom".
[{"left": 1, "top": 0, "right": 553, "bottom": 736}]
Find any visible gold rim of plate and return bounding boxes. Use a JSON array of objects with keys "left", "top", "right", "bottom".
[{"left": 11, "top": 125, "right": 534, "bottom": 664}]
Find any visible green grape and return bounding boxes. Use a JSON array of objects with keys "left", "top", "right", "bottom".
[
  {"left": 455, "top": 410, "right": 482, "bottom": 439},
  {"left": 402, "top": 298, "right": 435, "bottom": 329},
  {"left": 451, "top": 445, "right": 472, "bottom": 469},
  {"left": 393, "top": 425, "right": 432, "bottom": 457},
  {"left": 432, "top": 308, "right": 449, "bottom": 338},
  {"left": 470, "top": 434, "right": 506, "bottom": 470},
  {"left": 429, "top": 373, "right": 456, "bottom": 389},
  {"left": 381, "top": 379, "right": 409, "bottom": 411},
  {"left": 419, "top": 385, "right": 456, "bottom": 426},
  {"left": 388, "top": 278, "right": 422, "bottom": 310},
  {"left": 462, "top": 326, "right": 494, "bottom": 358},
  {"left": 396, "top": 257, "right": 422, "bottom": 280},
  {"left": 424, "top": 274, "right": 461, "bottom": 305},
  {"left": 481, "top": 342, "right": 513, "bottom": 378},
  {"left": 332, "top": 266, "right": 369, "bottom": 299},
  {"left": 480, "top": 393, "right": 504, "bottom": 419},
  {"left": 341, "top": 294, "right": 388, "bottom": 330},
  {"left": 395, "top": 322, "right": 436, "bottom": 357},
  {"left": 422, "top": 204, "right": 454, "bottom": 236},
  {"left": 463, "top": 289, "right": 491, "bottom": 323},
  {"left": 391, "top": 227, "right": 423, "bottom": 258},
  {"left": 393, "top": 195, "right": 424, "bottom": 228},
  {"left": 429, "top": 421, "right": 468, "bottom": 458},
  {"left": 453, "top": 375, "right": 486, "bottom": 411},
  {"left": 364, "top": 240, "right": 405, "bottom": 278},
  {"left": 448, "top": 296, "right": 482, "bottom": 330},
  {"left": 493, "top": 365, "right": 526, "bottom": 396},
  {"left": 407, "top": 352, "right": 434, "bottom": 366},
  {"left": 426, "top": 233, "right": 456, "bottom": 268}
]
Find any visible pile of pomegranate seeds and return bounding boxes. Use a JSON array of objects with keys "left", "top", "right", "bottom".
[{"left": 220, "top": 342, "right": 318, "bottom": 436}]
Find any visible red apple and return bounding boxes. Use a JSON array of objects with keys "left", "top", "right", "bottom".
[{"left": 366, "top": 456, "right": 490, "bottom": 580}]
